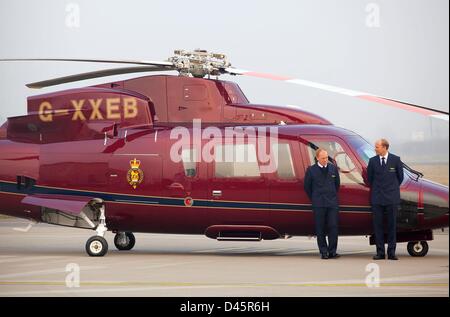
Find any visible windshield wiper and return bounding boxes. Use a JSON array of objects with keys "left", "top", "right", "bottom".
[{"left": 403, "top": 163, "right": 423, "bottom": 181}]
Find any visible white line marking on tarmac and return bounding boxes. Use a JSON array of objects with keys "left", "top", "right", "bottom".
[
  {"left": 279, "top": 272, "right": 449, "bottom": 286},
  {"left": 135, "top": 260, "right": 217, "bottom": 270},
  {"left": 275, "top": 249, "right": 321, "bottom": 255},
  {"left": 14, "top": 258, "right": 86, "bottom": 268},
  {"left": 0, "top": 266, "right": 105, "bottom": 279},
  {"left": 0, "top": 256, "right": 62, "bottom": 264},
  {"left": 0, "top": 284, "right": 246, "bottom": 297},
  {"left": 0, "top": 275, "right": 448, "bottom": 297},
  {"left": 340, "top": 250, "right": 372, "bottom": 255}
]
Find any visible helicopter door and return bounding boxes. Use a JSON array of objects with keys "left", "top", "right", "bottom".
[
  {"left": 162, "top": 145, "right": 210, "bottom": 232},
  {"left": 268, "top": 141, "right": 306, "bottom": 205},
  {"left": 163, "top": 147, "right": 207, "bottom": 199},
  {"left": 206, "top": 139, "right": 270, "bottom": 225},
  {"left": 300, "top": 135, "right": 372, "bottom": 233}
]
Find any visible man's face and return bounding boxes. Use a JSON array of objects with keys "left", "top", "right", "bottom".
[
  {"left": 374, "top": 141, "right": 387, "bottom": 156},
  {"left": 317, "top": 151, "right": 329, "bottom": 166}
]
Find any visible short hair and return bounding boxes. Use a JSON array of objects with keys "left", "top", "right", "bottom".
[
  {"left": 315, "top": 148, "right": 327, "bottom": 158},
  {"left": 377, "top": 138, "right": 390, "bottom": 150}
]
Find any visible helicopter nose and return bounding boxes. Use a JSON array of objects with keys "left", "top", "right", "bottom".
[{"left": 421, "top": 179, "right": 449, "bottom": 221}]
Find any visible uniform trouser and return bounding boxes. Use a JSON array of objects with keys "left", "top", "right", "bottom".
[
  {"left": 313, "top": 207, "right": 339, "bottom": 255},
  {"left": 372, "top": 204, "right": 397, "bottom": 257}
]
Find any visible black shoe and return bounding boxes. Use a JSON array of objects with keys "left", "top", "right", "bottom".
[
  {"left": 329, "top": 253, "right": 340, "bottom": 259},
  {"left": 321, "top": 254, "right": 329, "bottom": 259},
  {"left": 373, "top": 254, "right": 385, "bottom": 260},
  {"left": 388, "top": 255, "right": 398, "bottom": 260}
]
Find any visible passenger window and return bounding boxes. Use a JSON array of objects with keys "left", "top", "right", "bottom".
[
  {"left": 305, "top": 141, "right": 364, "bottom": 185},
  {"left": 215, "top": 144, "right": 260, "bottom": 178},
  {"left": 181, "top": 148, "right": 197, "bottom": 177},
  {"left": 272, "top": 143, "right": 296, "bottom": 179}
]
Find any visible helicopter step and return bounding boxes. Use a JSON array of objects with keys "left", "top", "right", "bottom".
[{"left": 205, "top": 225, "right": 281, "bottom": 242}]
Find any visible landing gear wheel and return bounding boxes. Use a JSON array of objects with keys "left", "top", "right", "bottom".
[
  {"left": 86, "top": 236, "right": 108, "bottom": 257},
  {"left": 114, "top": 232, "right": 136, "bottom": 251},
  {"left": 407, "top": 241, "right": 429, "bottom": 257}
]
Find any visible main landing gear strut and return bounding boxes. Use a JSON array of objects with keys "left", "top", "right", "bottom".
[
  {"left": 114, "top": 232, "right": 136, "bottom": 251},
  {"left": 84, "top": 204, "right": 136, "bottom": 256},
  {"left": 85, "top": 204, "right": 109, "bottom": 257}
]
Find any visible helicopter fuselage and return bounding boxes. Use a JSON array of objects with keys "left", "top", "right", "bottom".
[{"left": 0, "top": 74, "right": 447, "bottom": 256}]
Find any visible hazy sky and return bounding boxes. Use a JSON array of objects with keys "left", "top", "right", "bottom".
[{"left": 0, "top": 0, "right": 448, "bottom": 162}]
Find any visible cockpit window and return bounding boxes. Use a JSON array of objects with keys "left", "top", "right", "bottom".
[
  {"left": 346, "top": 135, "right": 421, "bottom": 184},
  {"left": 346, "top": 135, "right": 375, "bottom": 164},
  {"left": 304, "top": 140, "right": 364, "bottom": 185}
]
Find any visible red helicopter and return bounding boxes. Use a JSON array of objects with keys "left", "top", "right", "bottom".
[{"left": 0, "top": 50, "right": 448, "bottom": 257}]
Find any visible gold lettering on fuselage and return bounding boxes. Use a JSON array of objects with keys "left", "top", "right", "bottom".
[
  {"left": 106, "top": 98, "right": 121, "bottom": 119},
  {"left": 123, "top": 97, "right": 138, "bottom": 119},
  {"left": 37, "top": 97, "right": 139, "bottom": 122},
  {"left": 89, "top": 99, "right": 104, "bottom": 120},
  {"left": 71, "top": 99, "right": 86, "bottom": 121},
  {"left": 39, "top": 101, "right": 53, "bottom": 122}
]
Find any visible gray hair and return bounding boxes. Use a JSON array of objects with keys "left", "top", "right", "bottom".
[
  {"left": 377, "top": 138, "right": 390, "bottom": 150},
  {"left": 315, "top": 148, "right": 328, "bottom": 158}
]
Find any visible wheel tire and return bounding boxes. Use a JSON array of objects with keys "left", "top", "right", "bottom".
[
  {"left": 114, "top": 232, "right": 136, "bottom": 251},
  {"left": 407, "top": 241, "right": 429, "bottom": 257},
  {"left": 86, "top": 236, "right": 108, "bottom": 257}
]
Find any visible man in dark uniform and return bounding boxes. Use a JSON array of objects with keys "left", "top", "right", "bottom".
[
  {"left": 367, "top": 138, "right": 404, "bottom": 260},
  {"left": 304, "top": 148, "right": 341, "bottom": 259}
]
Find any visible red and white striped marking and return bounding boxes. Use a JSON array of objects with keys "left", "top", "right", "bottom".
[{"left": 225, "top": 68, "right": 448, "bottom": 121}]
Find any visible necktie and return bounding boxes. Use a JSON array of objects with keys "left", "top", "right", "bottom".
[{"left": 381, "top": 157, "right": 386, "bottom": 168}]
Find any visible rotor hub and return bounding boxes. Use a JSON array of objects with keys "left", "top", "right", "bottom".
[{"left": 168, "top": 49, "right": 231, "bottom": 78}]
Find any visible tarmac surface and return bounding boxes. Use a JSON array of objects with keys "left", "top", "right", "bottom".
[{"left": 0, "top": 218, "right": 448, "bottom": 297}]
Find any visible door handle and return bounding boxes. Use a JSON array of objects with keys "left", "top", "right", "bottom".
[{"left": 212, "top": 190, "right": 222, "bottom": 197}]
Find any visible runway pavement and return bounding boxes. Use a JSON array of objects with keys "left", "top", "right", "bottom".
[{"left": 0, "top": 218, "right": 448, "bottom": 297}]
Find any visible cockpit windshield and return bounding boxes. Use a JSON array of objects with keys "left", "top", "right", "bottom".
[
  {"left": 346, "top": 135, "right": 375, "bottom": 165},
  {"left": 346, "top": 135, "right": 423, "bottom": 182}
]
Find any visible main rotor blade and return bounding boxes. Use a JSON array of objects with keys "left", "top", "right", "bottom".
[
  {"left": 225, "top": 67, "right": 449, "bottom": 121},
  {"left": 0, "top": 58, "right": 174, "bottom": 67},
  {"left": 26, "top": 65, "right": 176, "bottom": 89}
]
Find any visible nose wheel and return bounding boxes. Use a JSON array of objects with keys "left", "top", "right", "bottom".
[
  {"left": 85, "top": 203, "right": 109, "bottom": 257},
  {"left": 114, "top": 232, "right": 136, "bottom": 251},
  {"left": 86, "top": 236, "right": 109, "bottom": 257},
  {"left": 407, "top": 241, "right": 429, "bottom": 257}
]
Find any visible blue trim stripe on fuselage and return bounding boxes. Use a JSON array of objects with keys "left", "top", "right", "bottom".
[{"left": 0, "top": 180, "right": 373, "bottom": 212}]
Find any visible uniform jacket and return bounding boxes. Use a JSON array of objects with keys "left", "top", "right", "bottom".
[
  {"left": 367, "top": 153, "right": 404, "bottom": 205},
  {"left": 304, "top": 163, "right": 340, "bottom": 208}
]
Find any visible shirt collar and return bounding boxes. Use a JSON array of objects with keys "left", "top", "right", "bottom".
[
  {"left": 318, "top": 162, "right": 327, "bottom": 168},
  {"left": 380, "top": 152, "right": 389, "bottom": 160}
]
